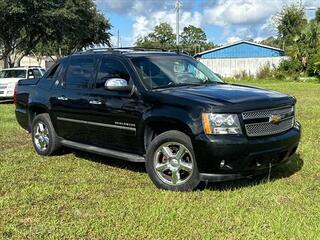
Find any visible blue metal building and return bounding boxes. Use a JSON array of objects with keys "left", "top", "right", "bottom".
[
  {"left": 194, "top": 41, "right": 286, "bottom": 77},
  {"left": 194, "top": 41, "right": 284, "bottom": 59}
]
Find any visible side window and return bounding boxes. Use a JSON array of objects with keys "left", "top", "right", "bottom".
[
  {"left": 96, "top": 58, "right": 130, "bottom": 88},
  {"left": 65, "top": 56, "right": 95, "bottom": 89},
  {"left": 33, "top": 69, "right": 42, "bottom": 78},
  {"left": 47, "top": 63, "right": 61, "bottom": 80}
]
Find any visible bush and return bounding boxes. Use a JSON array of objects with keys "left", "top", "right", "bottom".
[
  {"left": 234, "top": 70, "right": 254, "bottom": 81},
  {"left": 272, "top": 70, "right": 287, "bottom": 80},
  {"left": 277, "top": 58, "right": 303, "bottom": 75},
  {"left": 256, "top": 63, "right": 273, "bottom": 79}
]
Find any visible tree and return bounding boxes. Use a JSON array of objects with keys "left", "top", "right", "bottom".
[
  {"left": 136, "top": 23, "right": 216, "bottom": 55},
  {"left": 0, "top": 0, "right": 111, "bottom": 68},
  {"left": 316, "top": 8, "right": 320, "bottom": 23},
  {"left": 180, "top": 25, "right": 216, "bottom": 55},
  {"left": 180, "top": 25, "right": 207, "bottom": 45},
  {"left": 136, "top": 23, "right": 175, "bottom": 50},
  {"left": 259, "top": 37, "right": 282, "bottom": 48},
  {"left": 270, "top": 5, "right": 320, "bottom": 77},
  {"left": 151, "top": 23, "right": 175, "bottom": 45},
  {"left": 273, "top": 4, "right": 307, "bottom": 50}
]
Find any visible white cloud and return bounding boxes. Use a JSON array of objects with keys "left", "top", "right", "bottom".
[
  {"left": 132, "top": 11, "right": 203, "bottom": 41},
  {"left": 97, "top": 0, "right": 320, "bottom": 45},
  {"left": 227, "top": 36, "right": 242, "bottom": 44},
  {"left": 203, "top": 0, "right": 281, "bottom": 26}
]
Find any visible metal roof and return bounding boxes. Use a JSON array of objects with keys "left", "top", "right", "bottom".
[{"left": 194, "top": 40, "right": 284, "bottom": 58}]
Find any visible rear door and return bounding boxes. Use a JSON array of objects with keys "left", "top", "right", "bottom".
[{"left": 50, "top": 55, "right": 96, "bottom": 143}]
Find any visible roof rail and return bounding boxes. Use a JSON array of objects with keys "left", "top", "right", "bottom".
[{"left": 85, "top": 47, "right": 168, "bottom": 53}]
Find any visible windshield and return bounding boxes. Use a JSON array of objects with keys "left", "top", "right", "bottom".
[
  {"left": 0, "top": 70, "right": 27, "bottom": 79},
  {"left": 131, "top": 56, "right": 223, "bottom": 89}
]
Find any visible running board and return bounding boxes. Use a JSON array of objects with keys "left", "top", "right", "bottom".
[{"left": 61, "top": 140, "right": 145, "bottom": 163}]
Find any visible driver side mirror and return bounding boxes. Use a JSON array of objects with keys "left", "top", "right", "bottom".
[{"left": 104, "top": 78, "right": 131, "bottom": 92}]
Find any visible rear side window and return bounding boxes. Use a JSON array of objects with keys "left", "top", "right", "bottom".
[
  {"left": 96, "top": 58, "right": 130, "bottom": 88},
  {"left": 65, "top": 56, "right": 95, "bottom": 89},
  {"left": 47, "top": 64, "right": 61, "bottom": 80},
  {"left": 33, "top": 69, "right": 42, "bottom": 78}
]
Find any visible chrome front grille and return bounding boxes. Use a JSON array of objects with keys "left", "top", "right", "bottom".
[
  {"left": 242, "top": 106, "right": 294, "bottom": 120},
  {"left": 242, "top": 106, "right": 295, "bottom": 137},
  {"left": 0, "top": 84, "right": 7, "bottom": 90}
]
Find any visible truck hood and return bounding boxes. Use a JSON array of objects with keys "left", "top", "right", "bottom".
[
  {"left": 0, "top": 78, "right": 24, "bottom": 85},
  {"left": 159, "top": 83, "right": 294, "bottom": 109}
]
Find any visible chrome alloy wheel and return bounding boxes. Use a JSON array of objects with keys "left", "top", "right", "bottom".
[
  {"left": 34, "top": 122, "right": 50, "bottom": 151},
  {"left": 153, "top": 142, "right": 194, "bottom": 186}
]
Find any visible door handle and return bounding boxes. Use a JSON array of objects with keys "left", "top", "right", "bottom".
[
  {"left": 89, "top": 100, "right": 102, "bottom": 105},
  {"left": 57, "top": 96, "right": 68, "bottom": 101}
]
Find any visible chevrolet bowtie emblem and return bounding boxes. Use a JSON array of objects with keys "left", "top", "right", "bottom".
[{"left": 270, "top": 114, "right": 282, "bottom": 124}]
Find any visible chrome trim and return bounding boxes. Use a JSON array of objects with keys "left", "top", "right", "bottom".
[
  {"left": 57, "top": 117, "right": 136, "bottom": 131},
  {"left": 242, "top": 105, "right": 295, "bottom": 137},
  {"left": 61, "top": 139, "right": 145, "bottom": 162},
  {"left": 245, "top": 117, "right": 294, "bottom": 137},
  {"left": 242, "top": 105, "right": 293, "bottom": 120},
  {"left": 57, "top": 96, "right": 68, "bottom": 101},
  {"left": 154, "top": 142, "right": 194, "bottom": 186},
  {"left": 245, "top": 116, "right": 294, "bottom": 127}
]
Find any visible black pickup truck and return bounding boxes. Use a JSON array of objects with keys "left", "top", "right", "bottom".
[{"left": 15, "top": 48, "right": 301, "bottom": 191}]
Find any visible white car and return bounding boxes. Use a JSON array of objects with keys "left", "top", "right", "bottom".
[{"left": 0, "top": 66, "right": 46, "bottom": 99}]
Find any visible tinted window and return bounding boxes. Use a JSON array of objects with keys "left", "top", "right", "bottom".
[
  {"left": 96, "top": 58, "right": 130, "bottom": 88},
  {"left": 0, "top": 70, "right": 26, "bottom": 78},
  {"left": 65, "top": 56, "right": 95, "bottom": 89},
  {"left": 131, "top": 56, "right": 223, "bottom": 89},
  {"left": 47, "top": 64, "right": 61, "bottom": 79},
  {"left": 33, "top": 69, "right": 42, "bottom": 78}
]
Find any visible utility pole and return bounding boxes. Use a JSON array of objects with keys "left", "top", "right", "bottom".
[
  {"left": 175, "top": 0, "right": 180, "bottom": 46},
  {"left": 117, "top": 30, "right": 120, "bottom": 48}
]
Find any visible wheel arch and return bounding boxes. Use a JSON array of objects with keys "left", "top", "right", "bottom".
[
  {"left": 27, "top": 103, "right": 49, "bottom": 131},
  {"left": 142, "top": 116, "right": 194, "bottom": 152}
]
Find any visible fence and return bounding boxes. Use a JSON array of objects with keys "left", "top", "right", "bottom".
[{"left": 199, "top": 56, "right": 288, "bottom": 77}]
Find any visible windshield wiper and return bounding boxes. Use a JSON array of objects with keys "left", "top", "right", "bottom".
[{"left": 153, "top": 82, "right": 202, "bottom": 90}]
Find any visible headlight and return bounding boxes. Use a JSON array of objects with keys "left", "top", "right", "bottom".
[{"left": 202, "top": 113, "right": 242, "bottom": 135}]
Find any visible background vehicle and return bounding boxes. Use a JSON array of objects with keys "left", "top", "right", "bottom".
[
  {"left": 0, "top": 66, "right": 46, "bottom": 99},
  {"left": 14, "top": 48, "right": 301, "bottom": 191}
]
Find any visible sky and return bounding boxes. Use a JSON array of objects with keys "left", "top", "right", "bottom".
[{"left": 95, "top": 0, "right": 320, "bottom": 47}]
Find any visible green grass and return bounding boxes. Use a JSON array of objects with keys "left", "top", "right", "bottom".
[{"left": 1, "top": 80, "right": 320, "bottom": 239}]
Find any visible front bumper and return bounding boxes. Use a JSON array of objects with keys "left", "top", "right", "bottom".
[
  {"left": 0, "top": 87, "right": 14, "bottom": 99},
  {"left": 193, "top": 122, "right": 301, "bottom": 181}
]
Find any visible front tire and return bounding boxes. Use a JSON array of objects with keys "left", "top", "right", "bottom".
[
  {"left": 31, "top": 113, "right": 61, "bottom": 156},
  {"left": 145, "top": 130, "right": 200, "bottom": 191}
]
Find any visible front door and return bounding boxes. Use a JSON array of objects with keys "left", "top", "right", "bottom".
[{"left": 86, "top": 56, "right": 145, "bottom": 154}]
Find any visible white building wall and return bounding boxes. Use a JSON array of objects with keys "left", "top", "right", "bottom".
[
  {"left": 199, "top": 56, "right": 288, "bottom": 77},
  {"left": 20, "top": 56, "right": 55, "bottom": 69}
]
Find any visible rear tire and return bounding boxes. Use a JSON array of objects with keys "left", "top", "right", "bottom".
[
  {"left": 145, "top": 130, "right": 200, "bottom": 191},
  {"left": 31, "top": 113, "right": 61, "bottom": 156}
]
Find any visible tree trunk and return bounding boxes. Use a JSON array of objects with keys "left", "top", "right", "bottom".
[
  {"left": 2, "top": 53, "right": 13, "bottom": 68},
  {"left": 14, "top": 54, "right": 25, "bottom": 67},
  {"left": 2, "top": 44, "right": 14, "bottom": 68}
]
